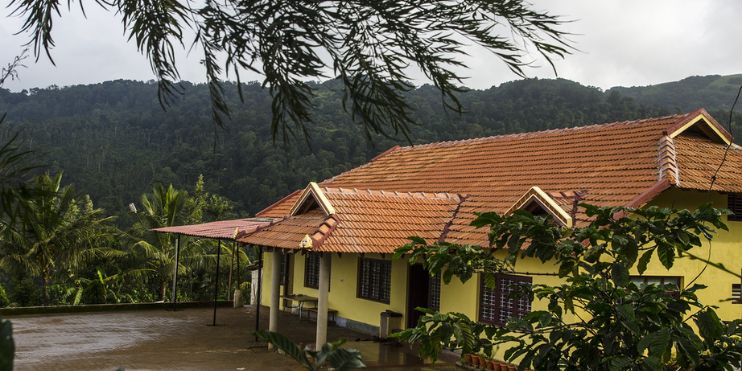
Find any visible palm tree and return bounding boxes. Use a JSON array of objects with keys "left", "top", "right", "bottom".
[
  {"left": 0, "top": 172, "right": 117, "bottom": 305},
  {"left": 132, "top": 184, "right": 187, "bottom": 301}
]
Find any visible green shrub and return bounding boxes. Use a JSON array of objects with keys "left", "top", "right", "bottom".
[{"left": 0, "top": 286, "right": 9, "bottom": 308}]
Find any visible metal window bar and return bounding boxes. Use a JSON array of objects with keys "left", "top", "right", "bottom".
[
  {"left": 728, "top": 193, "right": 742, "bottom": 221},
  {"left": 304, "top": 252, "right": 330, "bottom": 290},
  {"left": 358, "top": 258, "right": 391, "bottom": 303},
  {"left": 479, "top": 273, "right": 532, "bottom": 326},
  {"left": 428, "top": 272, "right": 441, "bottom": 311}
]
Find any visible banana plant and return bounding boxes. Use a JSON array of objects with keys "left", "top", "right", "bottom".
[{"left": 256, "top": 331, "right": 365, "bottom": 371}]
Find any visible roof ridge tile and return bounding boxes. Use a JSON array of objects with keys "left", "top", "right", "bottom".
[
  {"left": 657, "top": 135, "right": 680, "bottom": 186},
  {"left": 396, "top": 112, "right": 690, "bottom": 151}
]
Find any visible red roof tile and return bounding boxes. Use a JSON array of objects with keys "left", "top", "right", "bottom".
[
  {"left": 251, "top": 110, "right": 741, "bottom": 249},
  {"left": 242, "top": 187, "right": 462, "bottom": 253}
]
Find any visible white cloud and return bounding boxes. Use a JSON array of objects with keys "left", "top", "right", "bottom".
[{"left": 1, "top": 0, "right": 740, "bottom": 91}]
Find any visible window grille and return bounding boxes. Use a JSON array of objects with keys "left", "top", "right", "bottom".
[
  {"left": 357, "top": 258, "right": 391, "bottom": 303},
  {"left": 728, "top": 193, "right": 742, "bottom": 221},
  {"left": 428, "top": 272, "right": 441, "bottom": 311},
  {"left": 279, "top": 255, "right": 290, "bottom": 286},
  {"left": 479, "top": 273, "right": 532, "bottom": 326},
  {"left": 733, "top": 284, "right": 741, "bottom": 304},
  {"left": 630, "top": 276, "right": 681, "bottom": 289},
  {"left": 304, "top": 252, "right": 330, "bottom": 290}
]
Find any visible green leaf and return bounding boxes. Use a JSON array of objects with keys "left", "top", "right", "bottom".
[
  {"left": 611, "top": 263, "right": 629, "bottom": 286},
  {"left": 637, "top": 249, "right": 653, "bottom": 275},
  {"left": 637, "top": 328, "right": 670, "bottom": 356},
  {"left": 694, "top": 309, "right": 724, "bottom": 344},
  {"left": 656, "top": 245, "right": 674, "bottom": 269},
  {"left": 609, "top": 356, "right": 633, "bottom": 371},
  {"left": 325, "top": 347, "right": 365, "bottom": 371},
  {"left": 255, "top": 330, "right": 311, "bottom": 368}
]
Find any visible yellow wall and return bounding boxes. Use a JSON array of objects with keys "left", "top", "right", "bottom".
[
  {"left": 261, "top": 252, "right": 410, "bottom": 329},
  {"left": 260, "top": 189, "right": 741, "bottom": 335},
  {"left": 647, "top": 189, "right": 741, "bottom": 320},
  {"left": 439, "top": 250, "right": 567, "bottom": 319}
]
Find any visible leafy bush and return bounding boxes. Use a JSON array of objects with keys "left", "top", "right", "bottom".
[
  {"left": 256, "top": 330, "right": 364, "bottom": 371},
  {"left": 395, "top": 204, "right": 742, "bottom": 370},
  {"left": 0, "top": 286, "right": 8, "bottom": 308}
]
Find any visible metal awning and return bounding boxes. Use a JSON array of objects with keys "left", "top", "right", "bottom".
[
  {"left": 152, "top": 217, "right": 274, "bottom": 240},
  {"left": 151, "top": 217, "right": 275, "bottom": 332}
]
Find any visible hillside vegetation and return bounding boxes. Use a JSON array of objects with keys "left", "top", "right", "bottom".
[{"left": 0, "top": 76, "right": 739, "bottom": 222}]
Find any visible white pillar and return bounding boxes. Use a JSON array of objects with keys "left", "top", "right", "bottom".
[
  {"left": 269, "top": 250, "right": 282, "bottom": 334},
  {"left": 251, "top": 268, "right": 259, "bottom": 305},
  {"left": 314, "top": 253, "right": 331, "bottom": 349}
]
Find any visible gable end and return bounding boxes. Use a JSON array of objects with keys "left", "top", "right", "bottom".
[{"left": 669, "top": 110, "right": 732, "bottom": 145}]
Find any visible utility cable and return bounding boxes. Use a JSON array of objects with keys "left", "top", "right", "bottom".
[{"left": 685, "top": 84, "right": 741, "bottom": 290}]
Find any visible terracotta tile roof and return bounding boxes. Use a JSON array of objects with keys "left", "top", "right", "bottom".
[
  {"left": 152, "top": 218, "right": 274, "bottom": 240},
  {"left": 674, "top": 135, "right": 742, "bottom": 192},
  {"left": 242, "top": 187, "right": 462, "bottom": 253},
  {"left": 239, "top": 210, "right": 329, "bottom": 249},
  {"left": 257, "top": 189, "right": 302, "bottom": 218},
  {"left": 251, "top": 109, "right": 740, "bottom": 249}
]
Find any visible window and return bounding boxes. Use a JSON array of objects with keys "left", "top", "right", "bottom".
[
  {"left": 728, "top": 193, "right": 742, "bottom": 221},
  {"left": 428, "top": 272, "right": 441, "bottom": 311},
  {"left": 479, "top": 273, "right": 532, "bottom": 326},
  {"left": 279, "top": 255, "right": 290, "bottom": 286},
  {"left": 733, "top": 284, "right": 741, "bottom": 304},
  {"left": 304, "top": 252, "right": 330, "bottom": 290},
  {"left": 630, "top": 275, "right": 681, "bottom": 290},
  {"left": 357, "top": 257, "right": 392, "bottom": 303}
]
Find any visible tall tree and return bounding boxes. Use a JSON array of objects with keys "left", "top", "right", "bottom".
[
  {"left": 0, "top": 49, "right": 32, "bottom": 221},
  {"left": 8, "top": 0, "right": 572, "bottom": 140},
  {"left": 132, "top": 183, "right": 187, "bottom": 300},
  {"left": 0, "top": 172, "right": 117, "bottom": 304}
]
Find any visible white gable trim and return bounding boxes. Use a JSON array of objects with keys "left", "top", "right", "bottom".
[
  {"left": 669, "top": 113, "right": 731, "bottom": 145},
  {"left": 506, "top": 186, "right": 574, "bottom": 228},
  {"left": 289, "top": 182, "right": 336, "bottom": 216}
]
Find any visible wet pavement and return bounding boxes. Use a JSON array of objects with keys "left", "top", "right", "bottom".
[{"left": 8, "top": 306, "right": 458, "bottom": 370}]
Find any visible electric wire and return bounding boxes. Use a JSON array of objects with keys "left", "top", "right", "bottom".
[{"left": 684, "top": 84, "right": 741, "bottom": 290}]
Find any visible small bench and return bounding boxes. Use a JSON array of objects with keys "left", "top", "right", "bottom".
[{"left": 302, "top": 307, "right": 338, "bottom": 323}]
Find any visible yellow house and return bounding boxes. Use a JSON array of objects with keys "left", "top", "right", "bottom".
[{"left": 238, "top": 109, "right": 742, "bottom": 348}]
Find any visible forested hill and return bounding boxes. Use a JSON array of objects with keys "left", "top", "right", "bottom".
[
  {"left": 608, "top": 74, "right": 742, "bottom": 112},
  {"left": 0, "top": 76, "right": 738, "bottom": 223}
]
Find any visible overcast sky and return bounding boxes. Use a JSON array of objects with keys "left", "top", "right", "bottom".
[{"left": 1, "top": 0, "right": 740, "bottom": 92}]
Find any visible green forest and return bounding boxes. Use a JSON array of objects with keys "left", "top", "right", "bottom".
[
  {"left": 3, "top": 74, "right": 740, "bottom": 220},
  {"left": 0, "top": 74, "right": 739, "bottom": 307}
]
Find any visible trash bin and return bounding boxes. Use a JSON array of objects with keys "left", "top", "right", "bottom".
[
  {"left": 379, "top": 310, "right": 403, "bottom": 339},
  {"left": 233, "top": 289, "right": 243, "bottom": 308}
]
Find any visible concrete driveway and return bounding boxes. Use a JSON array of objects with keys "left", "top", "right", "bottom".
[{"left": 8, "top": 306, "right": 456, "bottom": 370}]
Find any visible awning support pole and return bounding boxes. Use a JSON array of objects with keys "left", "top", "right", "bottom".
[
  {"left": 235, "top": 242, "right": 240, "bottom": 288},
  {"left": 254, "top": 246, "right": 263, "bottom": 341},
  {"left": 212, "top": 239, "right": 222, "bottom": 326},
  {"left": 268, "top": 249, "right": 282, "bottom": 347},
  {"left": 171, "top": 234, "right": 180, "bottom": 311}
]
